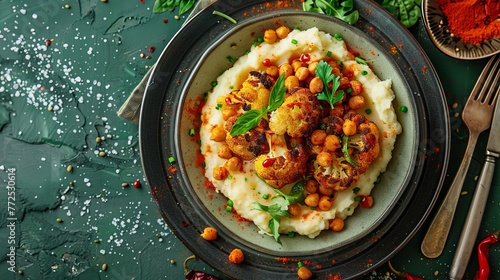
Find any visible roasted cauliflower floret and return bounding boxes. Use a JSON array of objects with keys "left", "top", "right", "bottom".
[
  {"left": 254, "top": 136, "right": 308, "bottom": 189},
  {"left": 347, "top": 121, "right": 380, "bottom": 174},
  {"left": 234, "top": 71, "right": 273, "bottom": 111},
  {"left": 269, "top": 87, "right": 321, "bottom": 138},
  {"left": 314, "top": 154, "right": 358, "bottom": 192},
  {"left": 224, "top": 115, "right": 270, "bottom": 160}
]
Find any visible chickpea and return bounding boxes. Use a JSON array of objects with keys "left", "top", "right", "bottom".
[
  {"left": 210, "top": 126, "right": 226, "bottom": 142},
  {"left": 221, "top": 108, "right": 237, "bottom": 121},
  {"left": 329, "top": 217, "right": 345, "bottom": 232},
  {"left": 200, "top": 227, "right": 218, "bottom": 241},
  {"left": 329, "top": 104, "right": 344, "bottom": 117},
  {"left": 266, "top": 65, "right": 279, "bottom": 77},
  {"left": 217, "top": 144, "right": 233, "bottom": 159},
  {"left": 308, "top": 61, "right": 318, "bottom": 75},
  {"left": 297, "top": 266, "right": 313, "bottom": 280},
  {"left": 309, "top": 76, "right": 323, "bottom": 94},
  {"left": 350, "top": 80, "right": 364, "bottom": 95},
  {"left": 304, "top": 193, "right": 319, "bottom": 207},
  {"left": 348, "top": 95, "right": 365, "bottom": 110},
  {"left": 275, "top": 25, "right": 290, "bottom": 39},
  {"left": 288, "top": 203, "right": 301, "bottom": 217},
  {"left": 328, "top": 61, "right": 341, "bottom": 76},
  {"left": 225, "top": 157, "right": 242, "bottom": 172},
  {"left": 342, "top": 119, "right": 357, "bottom": 136},
  {"left": 213, "top": 166, "right": 229, "bottom": 180},
  {"left": 316, "top": 151, "right": 333, "bottom": 167},
  {"left": 310, "top": 129, "right": 327, "bottom": 145},
  {"left": 339, "top": 76, "right": 350, "bottom": 88},
  {"left": 263, "top": 29, "right": 277, "bottom": 44},
  {"left": 279, "top": 63, "right": 294, "bottom": 78},
  {"left": 318, "top": 184, "right": 335, "bottom": 196},
  {"left": 324, "top": 135, "right": 341, "bottom": 151},
  {"left": 291, "top": 60, "right": 304, "bottom": 72},
  {"left": 318, "top": 195, "right": 334, "bottom": 211},
  {"left": 228, "top": 248, "right": 244, "bottom": 264},
  {"left": 285, "top": 75, "right": 300, "bottom": 91},
  {"left": 305, "top": 179, "right": 319, "bottom": 193},
  {"left": 295, "top": 67, "right": 310, "bottom": 81}
]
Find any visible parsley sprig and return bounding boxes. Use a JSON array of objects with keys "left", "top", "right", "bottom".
[
  {"left": 302, "top": 0, "right": 359, "bottom": 25},
  {"left": 315, "top": 60, "right": 343, "bottom": 109},
  {"left": 229, "top": 74, "right": 286, "bottom": 136},
  {"left": 253, "top": 180, "right": 306, "bottom": 243}
]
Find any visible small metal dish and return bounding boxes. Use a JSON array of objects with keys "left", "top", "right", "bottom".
[{"left": 422, "top": 0, "right": 500, "bottom": 60}]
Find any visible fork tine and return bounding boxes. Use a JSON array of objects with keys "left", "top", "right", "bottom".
[{"left": 472, "top": 55, "right": 500, "bottom": 102}]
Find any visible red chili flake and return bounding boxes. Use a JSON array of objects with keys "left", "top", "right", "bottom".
[
  {"left": 225, "top": 97, "right": 232, "bottom": 105},
  {"left": 145, "top": 55, "right": 152, "bottom": 59},
  {"left": 359, "top": 195, "right": 374, "bottom": 208},
  {"left": 133, "top": 180, "right": 141, "bottom": 188},
  {"left": 262, "top": 158, "right": 276, "bottom": 167},
  {"left": 45, "top": 39, "right": 51, "bottom": 47},
  {"left": 140, "top": 0, "right": 145, "bottom": 4},
  {"left": 262, "top": 58, "right": 271, "bottom": 67},
  {"left": 300, "top": 53, "right": 310, "bottom": 62},
  {"left": 163, "top": 18, "right": 168, "bottom": 23},
  {"left": 149, "top": 46, "right": 156, "bottom": 53},
  {"left": 181, "top": 221, "right": 189, "bottom": 227}
]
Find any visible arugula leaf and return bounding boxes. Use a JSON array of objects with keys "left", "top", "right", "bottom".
[
  {"left": 229, "top": 74, "right": 286, "bottom": 136},
  {"left": 315, "top": 60, "right": 343, "bottom": 109},
  {"left": 342, "top": 135, "right": 359, "bottom": 167},
  {"left": 153, "top": 0, "right": 195, "bottom": 15},
  {"left": 381, "top": 0, "right": 421, "bottom": 28},
  {"left": 303, "top": 0, "right": 359, "bottom": 25},
  {"left": 253, "top": 180, "right": 306, "bottom": 243}
]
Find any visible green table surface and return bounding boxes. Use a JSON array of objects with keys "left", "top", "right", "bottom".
[{"left": 0, "top": 0, "right": 498, "bottom": 279}]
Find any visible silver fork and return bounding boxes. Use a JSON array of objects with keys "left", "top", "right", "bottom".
[{"left": 421, "top": 55, "right": 500, "bottom": 259}]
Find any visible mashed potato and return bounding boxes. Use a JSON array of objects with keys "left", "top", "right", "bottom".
[{"left": 200, "top": 27, "right": 402, "bottom": 239}]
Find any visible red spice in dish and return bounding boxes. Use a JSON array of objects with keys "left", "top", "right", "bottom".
[{"left": 437, "top": 0, "right": 500, "bottom": 45}]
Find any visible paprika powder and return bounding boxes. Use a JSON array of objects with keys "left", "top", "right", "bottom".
[{"left": 437, "top": 0, "right": 500, "bottom": 45}]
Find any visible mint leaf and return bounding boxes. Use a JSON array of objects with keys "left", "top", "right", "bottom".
[{"left": 266, "top": 74, "right": 286, "bottom": 112}]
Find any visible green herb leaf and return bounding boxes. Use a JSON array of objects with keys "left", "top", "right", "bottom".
[
  {"left": 266, "top": 74, "right": 286, "bottom": 112},
  {"left": 315, "top": 60, "right": 343, "bottom": 109},
  {"left": 229, "top": 109, "right": 265, "bottom": 136},
  {"left": 153, "top": 0, "right": 195, "bottom": 15},
  {"left": 342, "top": 135, "right": 359, "bottom": 167},
  {"left": 381, "top": 0, "right": 421, "bottom": 28},
  {"left": 302, "top": 0, "right": 359, "bottom": 25},
  {"left": 229, "top": 74, "right": 286, "bottom": 136},
  {"left": 253, "top": 180, "right": 306, "bottom": 243},
  {"left": 355, "top": 56, "right": 368, "bottom": 65}
]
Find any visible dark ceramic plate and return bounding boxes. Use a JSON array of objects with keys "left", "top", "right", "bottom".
[
  {"left": 139, "top": 0, "right": 450, "bottom": 279},
  {"left": 422, "top": 0, "right": 500, "bottom": 60}
]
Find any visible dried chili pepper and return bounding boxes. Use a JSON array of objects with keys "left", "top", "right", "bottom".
[
  {"left": 184, "top": 255, "right": 221, "bottom": 280},
  {"left": 388, "top": 261, "right": 423, "bottom": 280},
  {"left": 474, "top": 230, "right": 499, "bottom": 280}
]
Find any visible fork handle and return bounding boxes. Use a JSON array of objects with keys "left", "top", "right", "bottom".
[
  {"left": 421, "top": 132, "right": 479, "bottom": 258},
  {"left": 449, "top": 152, "right": 497, "bottom": 280}
]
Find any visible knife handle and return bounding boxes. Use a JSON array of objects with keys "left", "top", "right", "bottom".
[{"left": 449, "top": 153, "right": 496, "bottom": 280}]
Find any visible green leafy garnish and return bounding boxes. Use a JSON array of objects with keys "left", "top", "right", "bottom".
[
  {"left": 302, "top": 0, "right": 359, "bottom": 25},
  {"left": 253, "top": 180, "right": 306, "bottom": 243},
  {"left": 229, "top": 74, "right": 286, "bottom": 136},
  {"left": 355, "top": 56, "right": 368, "bottom": 65},
  {"left": 153, "top": 0, "right": 195, "bottom": 15},
  {"left": 342, "top": 135, "right": 359, "bottom": 167},
  {"left": 381, "top": 0, "right": 421, "bottom": 28},
  {"left": 315, "top": 60, "right": 343, "bottom": 109}
]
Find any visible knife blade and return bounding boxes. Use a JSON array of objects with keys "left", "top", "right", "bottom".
[
  {"left": 185, "top": 0, "right": 217, "bottom": 24},
  {"left": 449, "top": 87, "right": 500, "bottom": 280}
]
